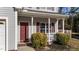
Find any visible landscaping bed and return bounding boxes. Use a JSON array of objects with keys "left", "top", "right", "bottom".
[
  {"left": 35, "top": 39, "right": 79, "bottom": 51},
  {"left": 30, "top": 32, "right": 79, "bottom": 51},
  {"left": 50, "top": 39, "right": 79, "bottom": 51},
  {"left": 48, "top": 40, "right": 79, "bottom": 51}
]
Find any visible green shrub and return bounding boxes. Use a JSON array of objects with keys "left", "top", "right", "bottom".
[
  {"left": 56, "top": 32, "right": 70, "bottom": 45},
  {"left": 31, "top": 32, "right": 48, "bottom": 49},
  {"left": 41, "top": 33, "right": 48, "bottom": 47}
]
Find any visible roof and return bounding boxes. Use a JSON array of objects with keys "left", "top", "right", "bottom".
[{"left": 18, "top": 9, "right": 69, "bottom": 19}]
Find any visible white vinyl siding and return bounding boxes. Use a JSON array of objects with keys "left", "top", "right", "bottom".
[{"left": 0, "top": 7, "right": 16, "bottom": 50}]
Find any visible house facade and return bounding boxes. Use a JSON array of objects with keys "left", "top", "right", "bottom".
[{"left": 0, "top": 7, "right": 68, "bottom": 51}]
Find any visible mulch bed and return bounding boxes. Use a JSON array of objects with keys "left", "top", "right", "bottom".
[
  {"left": 26, "top": 39, "right": 79, "bottom": 51},
  {"left": 48, "top": 43, "right": 71, "bottom": 51},
  {"left": 35, "top": 41, "right": 79, "bottom": 51},
  {"left": 34, "top": 43, "right": 71, "bottom": 51}
]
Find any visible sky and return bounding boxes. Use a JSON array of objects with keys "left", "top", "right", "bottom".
[
  {"left": 61, "top": 7, "right": 79, "bottom": 14},
  {"left": 60, "top": 7, "right": 71, "bottom": 14}
]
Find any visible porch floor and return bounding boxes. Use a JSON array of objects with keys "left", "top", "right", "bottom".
[{"left": 18, "top": 46, "right": 35, "bottom": 51}]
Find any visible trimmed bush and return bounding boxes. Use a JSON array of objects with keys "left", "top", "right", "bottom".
[
  {"left": 31, "top": 32, "right": 48, "bottom": 49},
  {"left": 56, "top": 32, "right": 70, "bottom": 45},
  {"left": 41, "top": 33, "right": 48, "bottom": 47}
]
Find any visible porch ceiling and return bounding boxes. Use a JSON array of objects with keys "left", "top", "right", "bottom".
[{"left": 18, "top": 10, "right": 69, "bottom": 19}]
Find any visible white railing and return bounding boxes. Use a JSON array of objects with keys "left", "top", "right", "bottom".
[{"left": 50, "top": 33, "right": 55, "bottom": 41}]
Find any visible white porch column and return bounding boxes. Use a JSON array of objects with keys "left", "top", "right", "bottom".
[
  {"left": 48, "top": 18, "right": 50, "bottom": 44},
  {"left": 55, "top": 19, "right": 58, "bottom": 33},
  {"left": 62, "top": 19, "right": 65, "bottom": 33},
  {"left": 31, "top": 17, "right": 34, "bottom": 34},
  {"left": 15, "top": 11, "right": 18, "bottom": 50}
]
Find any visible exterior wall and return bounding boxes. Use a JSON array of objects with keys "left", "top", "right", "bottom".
[
  {"left": 18, "top": 16, "right": 57, "bottom": 43},
  {"left": 0, "top": 7, "right": 16, "bottom": 50}
]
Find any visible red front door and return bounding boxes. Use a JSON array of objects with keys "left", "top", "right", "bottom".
[{"left": 20, "top": 22, "right": 28, "bottom": 43}]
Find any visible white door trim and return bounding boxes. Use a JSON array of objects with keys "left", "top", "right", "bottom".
[{"left": 0, "top": 17, "right": 8, "bottom": 51}]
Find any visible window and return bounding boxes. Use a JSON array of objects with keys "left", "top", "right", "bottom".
[
  {"left": 39, "top": 23, "right": 55, "bottom": 33},
  {"left": 40, "top": 7, "right": 46, "bottom": 10},
  {"left": 40, "top": 23, "right": 45, "bottom": 33},
  {"left": 58, "top": 20, "right": 62, "bottom": 29},
  {"left": 36, "top": 7, "right": 40, "bottom": 9},
  {"left": 28, "top": 7, "right": 32, "bottom": 8},
  {"left": 46, "top": 23, "right": 48, "bottom": 33},
  {"left": 50, "top": 23, "right": 55, "bottom": 32},
  {"left": 58, "top": 20, "right": 63, "bottom": 32},
  {"left": 40, "top": 23, "right": 49, "bottom": 33},
  {"left": 47, "top": 7, "right": 54, "bottom": 11}
]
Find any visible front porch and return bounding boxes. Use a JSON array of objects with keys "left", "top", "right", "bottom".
[{"left": 17, "top": 11, "right": 68, "bottom": 45}]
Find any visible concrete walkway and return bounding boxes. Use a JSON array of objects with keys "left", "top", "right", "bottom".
[{"left": 18, "top": 46, "right": 35, "bottom": 51}]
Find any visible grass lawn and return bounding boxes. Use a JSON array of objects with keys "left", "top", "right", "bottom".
[{"left": 67, "top": 38, "right": 79, "bottom": 51}]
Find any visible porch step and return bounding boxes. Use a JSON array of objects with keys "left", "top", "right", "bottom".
[{"left": 18, "top": 43, "right": 26, "bottom": 47}]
